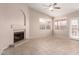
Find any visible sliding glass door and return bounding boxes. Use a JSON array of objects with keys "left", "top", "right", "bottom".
[
  {"left": 54, "top": 19, "right": 67, "bottom": 36},
  {"left": 69, "top": 18, "right": 79, "bottom": 39}
]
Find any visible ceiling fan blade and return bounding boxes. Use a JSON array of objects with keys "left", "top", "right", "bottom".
[
  {"left": 50, "top": 9, "right": 53, "bottom": 11},
  {"left": 54, "top": 7, "right": 61, "bottom": 9},
  {"left": 53, "top": 3, "right": 57, "bottom": 6},
  {"left": 48, "top": 4, "right": 52, "bottom": 7}
]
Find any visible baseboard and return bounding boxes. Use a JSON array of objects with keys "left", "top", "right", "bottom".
[
  {"left": 0, "top": 45, "right": 9, "bottom": 55},
  {"left": 13, "top": 39, "right": 28, "bottom": 47},
  {"left": 9, "top": 39, "right": 29, "bottom": 48},
  {"left": 0, "top": 50, "right": 3, "bottom": 55}
]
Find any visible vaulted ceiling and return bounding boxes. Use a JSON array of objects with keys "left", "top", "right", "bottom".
[{"left": 27, "top": 3, "right": 79, "bottom": 17}]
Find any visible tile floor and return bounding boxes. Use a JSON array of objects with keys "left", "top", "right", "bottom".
[{"left": 2, "top": 35, "right": 79, "bottom": 55}]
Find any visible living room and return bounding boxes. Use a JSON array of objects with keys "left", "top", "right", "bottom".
[{"left": 0, "top": 3, "right": 79, "bottom": 55}]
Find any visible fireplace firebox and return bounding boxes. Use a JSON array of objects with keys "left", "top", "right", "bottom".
[{"left": 14, "top": 31, "right": 24, "bottom": 43}]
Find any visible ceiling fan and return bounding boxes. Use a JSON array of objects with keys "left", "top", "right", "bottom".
[{"left": 44, "top": 3, "right": 61, "bottom": 11}]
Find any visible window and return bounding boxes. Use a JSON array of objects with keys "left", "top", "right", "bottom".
[
  {"left": 39, "top": 18, "right": 52, "bottom": 30},
  {"left": 54, "top": 19, "right": 67, "bottom": 31}
]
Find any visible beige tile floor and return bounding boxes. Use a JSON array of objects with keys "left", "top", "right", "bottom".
[{"left": 2, "top": 35, "right": 79, "bottom": 55}]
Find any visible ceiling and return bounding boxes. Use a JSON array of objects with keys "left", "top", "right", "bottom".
[{"left": 27, "top": 3, "right": 79, "bottom": 17}]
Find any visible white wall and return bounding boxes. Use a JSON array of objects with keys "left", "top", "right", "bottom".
[
  {"left": 0, "top": 4, "right": 53, "bottom": 54},
  {"left": 53, "top": 17, "right": 69, "bottom": 37},
  {"left": 65, "top": 10, "right": 79, "bottom": 38},
  {"left": 29, "top": 8, "right": 53, "bottom": 39},
  {"left": 66, "top": 10, "right": 79, "bottom": 18},
  {"left": 0, "top": 4, "right": 30, "bottom": 53},
  {"left": 54, "top": 10, "right": 79, "bottom": 37},
  {"left": 53, "top": 11, "right": 79, "bottom": 37}
]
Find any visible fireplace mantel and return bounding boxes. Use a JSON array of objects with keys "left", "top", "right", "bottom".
[
  {"left": 9, "top": 24, "right": 26, "bottom": 47},
  {"left": 11, "top": 24, "right": 26, "bottom": 31}
]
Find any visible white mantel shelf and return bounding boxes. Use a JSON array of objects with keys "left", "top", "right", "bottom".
[{"left": 12, "top": 24, "right": 26, "bottom": 32}]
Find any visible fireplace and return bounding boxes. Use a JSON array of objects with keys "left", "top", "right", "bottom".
[{"left": 14, "top": 31, "right": 24, "bottom": 43}]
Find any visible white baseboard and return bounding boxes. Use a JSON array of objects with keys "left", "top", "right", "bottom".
[
  {"left": 0, "top": 45, "right": 9, "bottom": 55},
  {"left": 0, "top": 50, "right": 3, "bottom": 55},
  {"left": 0, "top": 39, "right": 29, "bottom": 55},
  {"left": 9, "top": 39, "right": 29, "bottom": 47},
  {"left": 14, "top": 39, "right": 28, "bottom": 47}
]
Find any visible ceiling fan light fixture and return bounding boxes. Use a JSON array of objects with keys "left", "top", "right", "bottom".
[
  {"left": 48, "top": 3, "right": 61, "bottom": 11},
  {"left": 49, "top": 6, "right": 53, "bottom": 11}
]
